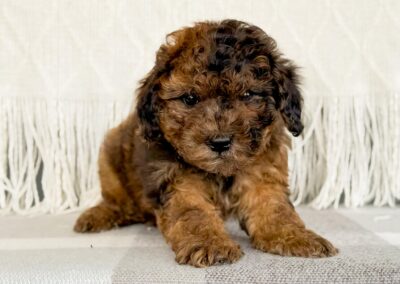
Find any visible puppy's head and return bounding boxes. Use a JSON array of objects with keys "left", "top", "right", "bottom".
[{"left": 136, "top": 20, "right": 303, "bottom": 176}]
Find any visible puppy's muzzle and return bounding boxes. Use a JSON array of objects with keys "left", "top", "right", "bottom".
[{"left": 207, "top": 136, "right": 232, "bottom": 153}]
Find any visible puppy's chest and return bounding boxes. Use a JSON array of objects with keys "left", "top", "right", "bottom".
[{"left": 211, "top": 176, "right": 242, "bottom": 215}]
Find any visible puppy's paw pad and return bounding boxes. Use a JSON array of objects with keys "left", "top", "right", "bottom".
[
  {"left": 175, "top": 239, "right": 243, "bottom": 267},
  {"left": 254, "top": 229, "right": 338, "bottom": 258}
]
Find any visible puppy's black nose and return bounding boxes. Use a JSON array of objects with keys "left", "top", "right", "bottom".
[{"left": 208, "top": 136, "right": 232, "bottom": 153}]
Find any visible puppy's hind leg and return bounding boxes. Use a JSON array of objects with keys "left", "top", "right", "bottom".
[
  {"left": 74, "top": 147, "right": 148, "bottom": 233},
  {"left": 74, "top": 201, "right": 124, "bottom": 233}
]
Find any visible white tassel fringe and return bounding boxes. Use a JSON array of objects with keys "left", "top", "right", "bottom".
[
  {"left": 0, "top": 95, "right": 399, "bottom": 215},
  {"left": 0, "top": 97, "right": 130, "bottom": 215},
  {"left": 290, "top": 94, "right": 400, "bottom": 209}
]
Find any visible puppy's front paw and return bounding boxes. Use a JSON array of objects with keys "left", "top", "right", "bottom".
[
  {"left": 174, "top": 238, "right": 243, "bottom": 267},
  {"left": 253, "top": 228, "right": 338, "bottom": 258}
]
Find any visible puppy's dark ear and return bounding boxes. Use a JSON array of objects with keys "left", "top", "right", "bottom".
[
  {"left": 136, "top": 29, "right": 187, "bottom": 141},
  {"left": 272, "top": 62, "right": 304, "bottom": 137},
  {"left": 136, "top": 73, "right": 163, "bottom": 141}
]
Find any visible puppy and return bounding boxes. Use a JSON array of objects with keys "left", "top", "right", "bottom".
[{"left": 74, "top": 19, "right": 338, "bottom": 267}]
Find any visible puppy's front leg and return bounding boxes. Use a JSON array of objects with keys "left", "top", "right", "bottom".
[
  {"left": 238, "top": 182, "right": 338, "bottom": 257},
  {"left": 157, "top": 173, "right": 243, "bottom": 267}
]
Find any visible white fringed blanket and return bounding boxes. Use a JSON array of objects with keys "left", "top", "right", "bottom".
[{"left": 1, "top": 0, "right": 399, "bottom": 214}]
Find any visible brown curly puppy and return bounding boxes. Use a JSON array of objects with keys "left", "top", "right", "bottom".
[{"left": 74, "top": 19, "right": 338, "bottom": 267}]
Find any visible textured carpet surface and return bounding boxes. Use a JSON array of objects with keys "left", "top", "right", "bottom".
[{"left": 0, "top": 208, "right": 399, "bottom": 283}]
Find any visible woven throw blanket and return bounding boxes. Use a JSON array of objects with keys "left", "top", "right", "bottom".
[
  {"left": 0, "top": 208, "right": 399, "bottom": 283},
  {"left": 1, "top": 0, "right": 400, "bottom": 214}
]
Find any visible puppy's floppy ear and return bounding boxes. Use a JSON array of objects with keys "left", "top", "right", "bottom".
[
  {"left": 136, "top": 72, "right": 163, "bottom": 141},
  {"left": 272, "top": 61, "right": 304, "bottom": 137},
  {"left": 136, "top": 29, "right": 187, "bottom": 141}
]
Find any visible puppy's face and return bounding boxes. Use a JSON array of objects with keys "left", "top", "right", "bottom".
[{"left": 137, "top": 20, "right": 303, "bottom": 176}]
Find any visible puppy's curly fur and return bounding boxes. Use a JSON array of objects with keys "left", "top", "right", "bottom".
[{"left": 74, "top": 19, "right": 338, "bottom": 267}]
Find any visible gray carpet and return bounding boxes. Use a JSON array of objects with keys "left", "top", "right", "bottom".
[
  {"left": 0, "top": 208, "right": 399, "bottom": 283},
  {"left": 112, "top": 209, "right": 400, "bottom": 283}
]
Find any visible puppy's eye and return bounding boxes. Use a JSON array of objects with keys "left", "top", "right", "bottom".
[
  {"left": 181, "top": 93, "right": 199, "bottom": 106},
  {"left": 242, "top": 90, "right": 264, "bottom": 100},
  {"left": 242, "top": 92, "right": 251, "bottom": 98}
]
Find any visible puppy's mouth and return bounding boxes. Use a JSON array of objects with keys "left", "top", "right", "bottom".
[
  {"left": 175, "top": 134, "right": 256, "bottom": 176},
  {"left": 199, "top": 139, "right": 252, "bottom": 176}
]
